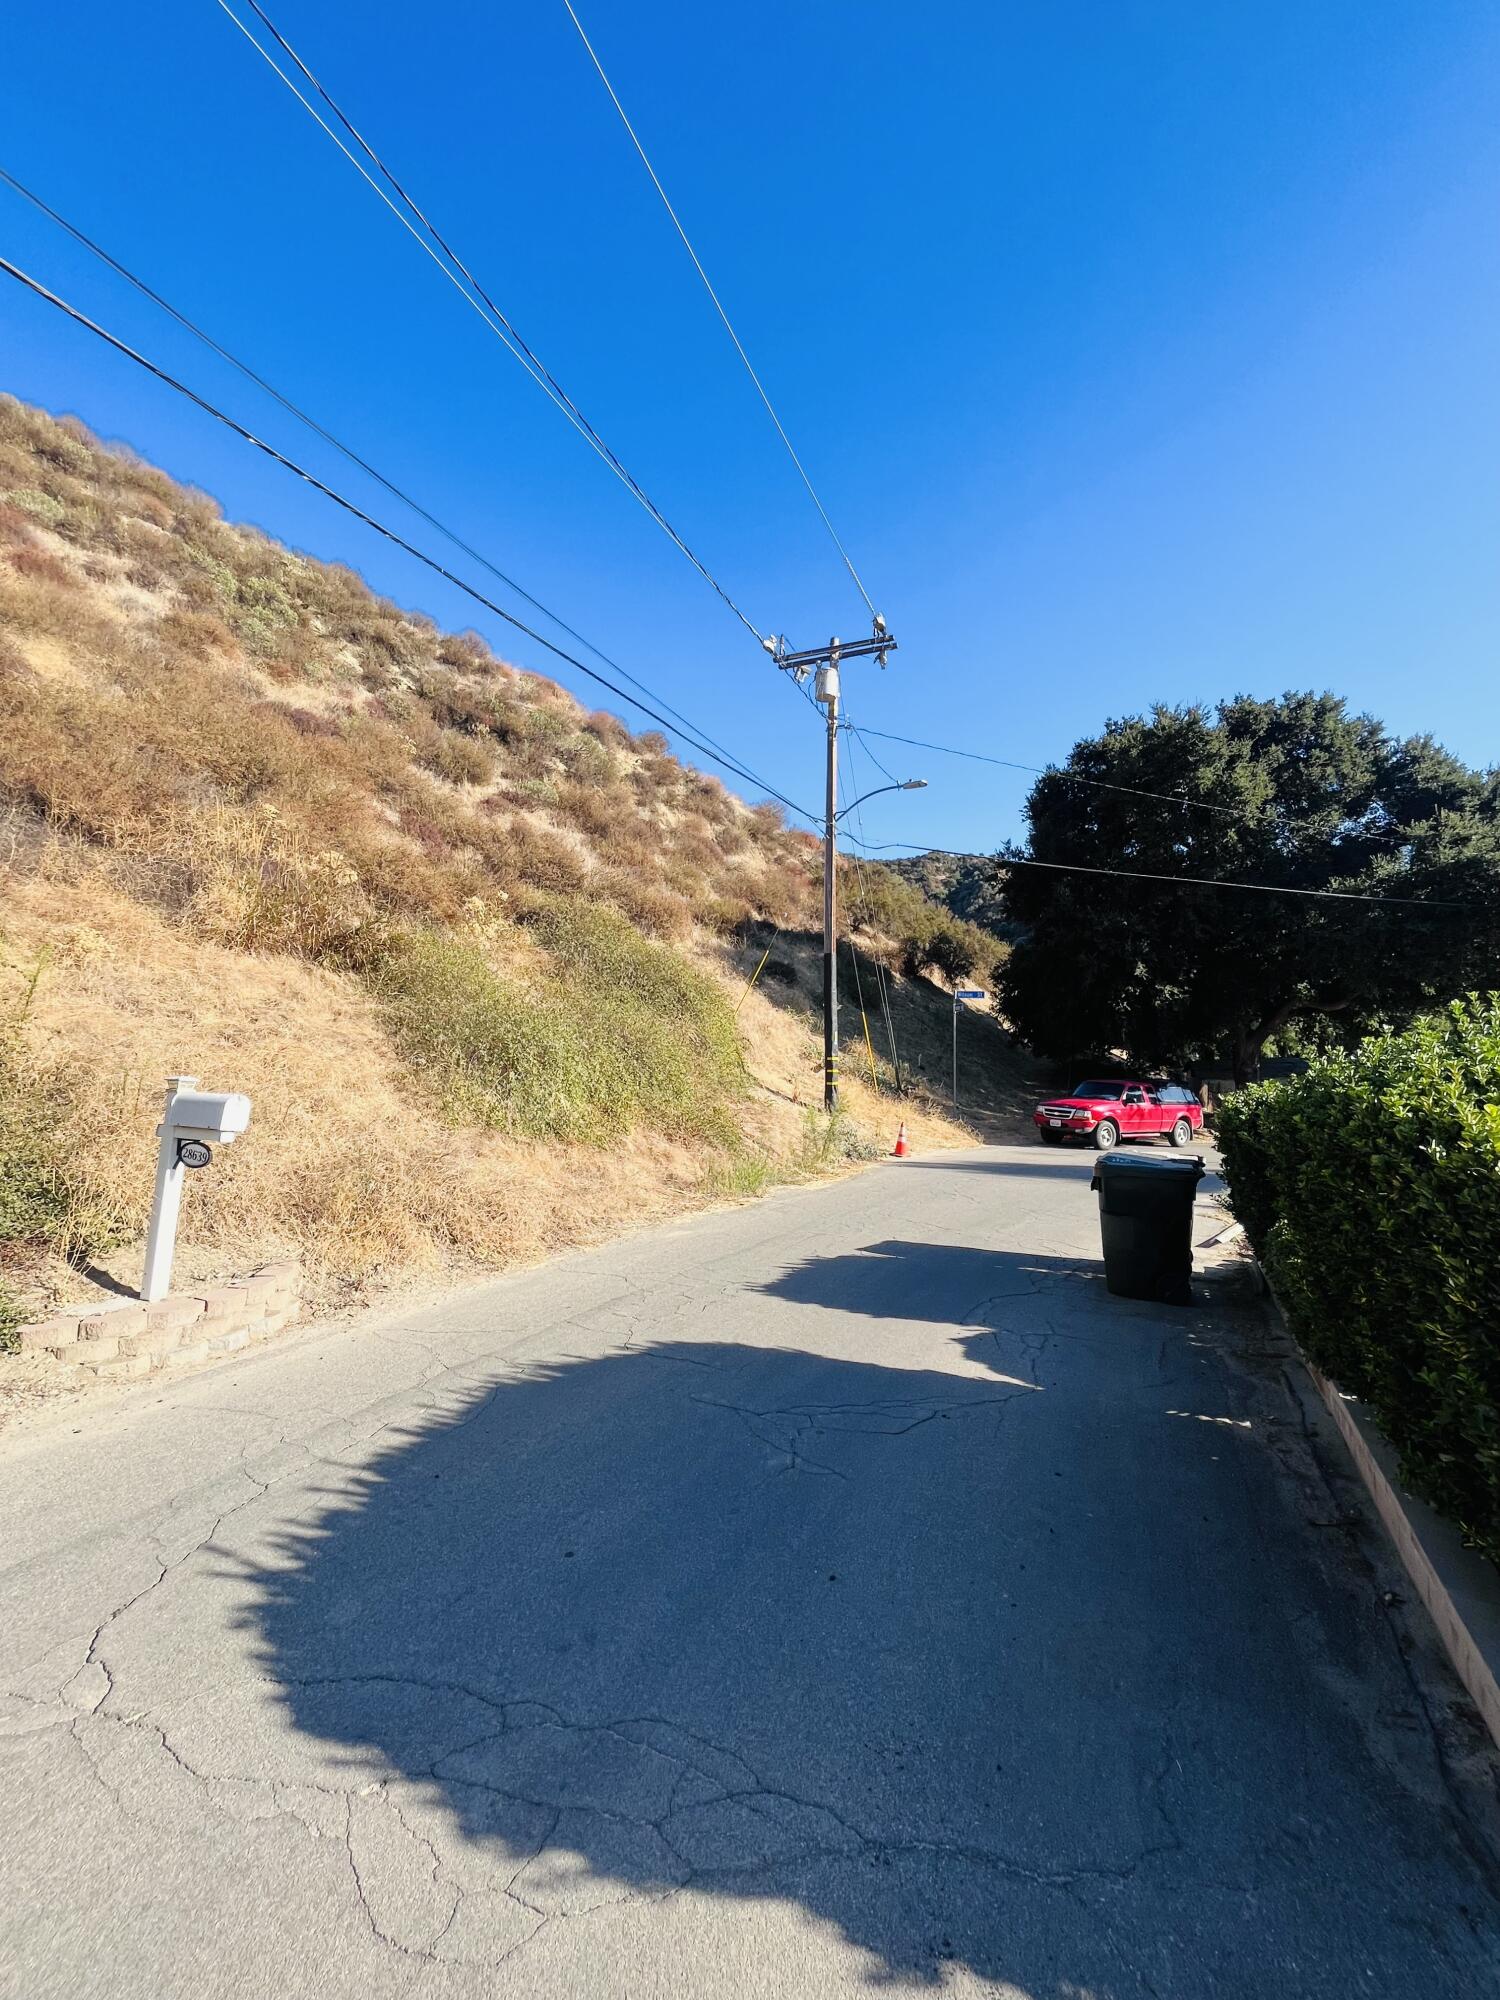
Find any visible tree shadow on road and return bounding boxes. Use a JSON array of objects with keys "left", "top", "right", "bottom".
[
  {"left": 231, "top": 1304, "right": 1500, "bottom": 1993},
  {"left": 755, "top": 1239, "right": 1105, "bottom": 1326},
  {"left": 240, "top": 1339, "right": 1101, "bottom": 1988}
]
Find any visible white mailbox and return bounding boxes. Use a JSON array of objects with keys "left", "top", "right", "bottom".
[
  {"left": 141, "top": 1075, "right": 253, "bottom": 1303},
  {"left": 164, "top": 1090, "right": 253, "bottom": 1145}
]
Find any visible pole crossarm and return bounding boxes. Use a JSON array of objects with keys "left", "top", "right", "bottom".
[{"left": 772, "top": 632, "right": 897, "bottom": 675}]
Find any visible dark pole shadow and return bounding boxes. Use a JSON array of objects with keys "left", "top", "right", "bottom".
[{"left": 79, "top": 1261, "right": 140, "bottom": 1300}]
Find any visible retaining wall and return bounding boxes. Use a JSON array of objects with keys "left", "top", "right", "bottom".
[
  {"left": 13, "top": 1261, "right": 301, "bottom": 1384},
  {"left": 1252, "top": 1268, "right": 1500, "bottom": 1757}
]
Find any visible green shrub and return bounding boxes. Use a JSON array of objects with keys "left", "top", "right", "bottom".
[
  {"left": 5, "top": 488, "right": 65, "bottom": 528},
  {"left": 183, "top": 542, "right": 239, "bottom": 603},
  {"left": 1217, "top": 997, "right": 1500, "bottom": 1565},
  {"left": 704, "top": 1149, "right": 780, "bottom": 1199},
  {"left": 0, "top": 1033, "right": 126, "bottom": 1339},
  {"left": 0, "top": 1280, "right": 24, "bottom": 1353},
  {"left": 367, "top": 900, "right": 744, "bottom": 1145},
  {"left": 232, "top": 575, "right": 299, "bottom": 654},
  {"left": 901, "top": 918, "right": 989, "bottom": 984},
  {"left": 842, "top": 858, "right": 995, "bottom": 980},
  {"left": 0, "top": 1032, "right": 75, "bottom": 1254},
  {"left": 557, "top": 734, "right": 615, "bottom": 786},
  {"left": 797, "top": 1107, "right": 882, "bottom": 1172}
]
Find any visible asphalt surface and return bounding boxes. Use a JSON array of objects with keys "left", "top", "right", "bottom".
[{"left": 3, "top": 1142, "right": 1499, "bottom": 1998}]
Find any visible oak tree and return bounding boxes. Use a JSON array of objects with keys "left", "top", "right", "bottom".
[{"left": 997, "top": 694, "right": 1500, "bottom": 1084}]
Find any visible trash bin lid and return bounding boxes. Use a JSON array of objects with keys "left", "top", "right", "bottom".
[
  {"left": 1095, "top": 1153, "right": 1204, "bottom": 1180},
  {"left": 1091, "top": 1152, "right": 1205, "bottom": 1200}
]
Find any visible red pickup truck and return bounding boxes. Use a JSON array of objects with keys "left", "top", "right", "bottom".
[{"left": 1033, "top": 1079, "right": 1204, "bottom": 1151}]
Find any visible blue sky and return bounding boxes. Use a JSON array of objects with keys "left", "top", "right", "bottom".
[{"left": 3, "top": 3, "right": 1497, "bottom": 853}]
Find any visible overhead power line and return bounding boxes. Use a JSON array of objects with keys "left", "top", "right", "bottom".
[
  {"left": 214, "top": 0, "right": 768, "bottom": 646},
  {"left": 851, "top": 723, "right": 1420, "bottom": 839},
  {"left": 843, "top": 719, "right": 901, "bottom": 786},
  {"left": 17, "top": 245, "right": 1443, "bottom": 924},
  {"left": 852, "top": 725, "right": 1270, "bottom": 820},
  {"left": 559, "top": 0, "right": 879, "bottom": 623},
  {"left": 14, "top": 238, "right": 1445, "bottom": 920},
  {"left": 0, "top": 165, "right": 757, "bottom": 785},
  {"left": 837, "top": 831, "right": 1469, "bottom": 911},
  {"left": 10, "top": 236, "right": 1450, "bottom": 920},
  {"left": 0, "top": 254, "right": 818, "bottom": 823}
]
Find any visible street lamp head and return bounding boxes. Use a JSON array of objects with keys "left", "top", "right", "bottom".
[{"left": 901, "top": 778, "right": 928, "bottom": 791}]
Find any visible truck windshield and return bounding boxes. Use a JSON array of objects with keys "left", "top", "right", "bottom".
[{"left": 1072, "top": 1081, "right": 1125, "bottom": 1099}]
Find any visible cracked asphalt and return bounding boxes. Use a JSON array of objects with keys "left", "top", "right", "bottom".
[{"left": 3, "top": 1142, "right": 1499, "bottom": 1998}]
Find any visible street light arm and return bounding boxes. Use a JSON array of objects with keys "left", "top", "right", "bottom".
[{"left": 834, "top": 779, "right": 927, "bottom": 822}]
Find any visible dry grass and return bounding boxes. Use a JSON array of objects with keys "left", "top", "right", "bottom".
[
  {"left": 0, "top": 394, "right": 998, "bottom": 1333},
  {"left": 0, "top": 873, "right": 982, "bottom": 1324},
  {"left": 0, "top": 877, "right": 724, "bottom": 1298}
]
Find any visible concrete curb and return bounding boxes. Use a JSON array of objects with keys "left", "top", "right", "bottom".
[{"left": 1260, "top": 1277, "right": 1500, "bottom": 1754}]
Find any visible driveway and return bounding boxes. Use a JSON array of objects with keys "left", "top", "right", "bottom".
[{"left": 2, "top": 1143, "right": 1497, "bottom": 1997}]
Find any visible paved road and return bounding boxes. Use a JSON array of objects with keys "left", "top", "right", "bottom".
[{"left": 3, "top": 1144, "right": 1499, "bottom": 1998}]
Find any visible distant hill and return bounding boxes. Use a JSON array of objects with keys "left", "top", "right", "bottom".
[{"left": 877, "top": 853, "right": 1019, "bottom": 941}]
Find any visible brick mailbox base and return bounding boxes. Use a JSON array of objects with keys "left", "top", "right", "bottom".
[{"left": 14, "top": 1261, "right": 301, "bottom": 1384}]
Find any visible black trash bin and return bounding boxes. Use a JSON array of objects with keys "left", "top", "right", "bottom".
[{"left": 1090, "top": 1152, "right": 1204, "bottom": 1306}]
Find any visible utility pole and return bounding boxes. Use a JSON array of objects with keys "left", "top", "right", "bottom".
[
  {"left": 820, "top": 645, "right": 840, "bottom": 1111},
  {"left": 764, "top": 619, "right": 896, "bottom": 1114}
]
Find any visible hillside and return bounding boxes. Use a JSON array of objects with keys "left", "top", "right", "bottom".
[
  {"left": 0, "top": 395, "right": 1040, "bottom": 1341},
  {"left": 879, "top": 851, "right": 1019, "bottom": 940}
]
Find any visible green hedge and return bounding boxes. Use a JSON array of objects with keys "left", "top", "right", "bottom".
[{"left": 1217, "top": 997, "right": 1500, "bottom": 1566}]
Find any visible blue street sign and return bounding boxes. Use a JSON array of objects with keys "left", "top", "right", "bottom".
[{"left": 956, "top": 989, "right": 985, "bottom": 1001}]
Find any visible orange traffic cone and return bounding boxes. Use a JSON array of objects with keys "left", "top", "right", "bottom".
[{"left": 892, "top": 1121, "right": 910, "bottom": 1158}]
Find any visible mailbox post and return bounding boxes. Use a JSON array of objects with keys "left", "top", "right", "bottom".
[{"left": 141, "top": 1074, "right": 252, "bottom": 1302}]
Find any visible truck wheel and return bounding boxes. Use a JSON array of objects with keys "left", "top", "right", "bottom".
[
  {"left": 1092, "top": 1119, "right": 1118, "bottom": 1152},
  {"left": 1168, "top": 1118, "right": 1191, "bottom": 1148}
]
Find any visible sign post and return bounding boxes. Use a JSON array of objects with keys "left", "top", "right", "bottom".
[{"left": 951, "top": 989, "right": 986, "bottom": 1106}]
